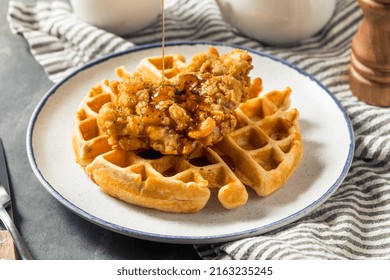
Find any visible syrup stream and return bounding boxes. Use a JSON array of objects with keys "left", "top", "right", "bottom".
[{"left": 161, "top": 0, "right": 165, "bottom": 85}]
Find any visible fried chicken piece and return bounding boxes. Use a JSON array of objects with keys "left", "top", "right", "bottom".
[{"left": 97, "top": 47, "right": 255, "bottom": 155}]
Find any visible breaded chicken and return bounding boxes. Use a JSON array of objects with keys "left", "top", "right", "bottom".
[{"left": 97, "top": 47, "right": 255, "bottom": 155}]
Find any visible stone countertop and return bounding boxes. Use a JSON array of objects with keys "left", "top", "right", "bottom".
[{"left": 0, "top": 0, "right": 201, "bottom": 260}]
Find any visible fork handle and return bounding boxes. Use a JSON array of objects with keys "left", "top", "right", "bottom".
[
  {"left": 0, "top": 230, "right": 17, "bottom": 259},
  {"left": 0, "top": 206, "right": 33, "bottom": 260}
]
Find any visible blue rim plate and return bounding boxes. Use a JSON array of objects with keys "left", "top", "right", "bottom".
[{"left": 26, "top": 42, "right": 354, "bottom": 244}]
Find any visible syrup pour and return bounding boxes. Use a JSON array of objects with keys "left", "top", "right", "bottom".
[{"left": 161, "top": 0, "right": 165, "bottom": 85}]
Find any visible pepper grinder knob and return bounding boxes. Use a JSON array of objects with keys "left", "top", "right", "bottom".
[{"left": 349, "top": 0, "right": 390, "bottom": 107}]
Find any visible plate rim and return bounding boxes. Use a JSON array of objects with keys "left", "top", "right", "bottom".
[{"left": 26, "top": 41, "right": 355, "bottom": 244}]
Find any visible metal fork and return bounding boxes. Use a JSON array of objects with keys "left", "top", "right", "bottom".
[{"left": 0, "top": 184, "right": 33, "bottom": 260}]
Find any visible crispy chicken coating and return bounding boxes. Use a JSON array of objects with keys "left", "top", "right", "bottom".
[{"left": 97, "top": 47, "right": 254, "bottom": 155}]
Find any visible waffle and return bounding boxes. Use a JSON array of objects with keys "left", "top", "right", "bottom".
[
  {"left": 72, "top": 79, "right": 114, "bottom": 168},
  {"left": 72, "top": 52, "right": 303, "bottom": 213},
  {"left": 213, "top": 87, "right": 302, "bottom": 197},
  {"left": 136, "top": 54, "right": 186, "bottom": 79}
]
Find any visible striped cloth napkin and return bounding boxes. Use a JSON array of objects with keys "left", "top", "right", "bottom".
[{"left": 8, "top": 0, "right": 390, "bottom": 259}]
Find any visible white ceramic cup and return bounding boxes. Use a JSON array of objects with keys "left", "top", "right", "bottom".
[
  {"left": 216, "top": 0, "right": 336, "bottom": 45},
  {"left": 70, "top": 0, "right": 161, "bottom": 35}
]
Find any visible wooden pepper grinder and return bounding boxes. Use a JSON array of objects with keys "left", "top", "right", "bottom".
[{"left": 349, "top": 0, "right": 390, "bottom": 107}]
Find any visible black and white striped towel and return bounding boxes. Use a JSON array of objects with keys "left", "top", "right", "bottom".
[{"left": 8, "top": 0, "right": 390, "bottom": 259}]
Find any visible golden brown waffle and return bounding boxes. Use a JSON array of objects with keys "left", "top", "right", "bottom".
[
  {"left": 85, "top": 147, "right": 248, "bottom": 213},
  {"left": 73, "top": 80, "right": 248, "bottom": 212},
  {"left": 136, "top": 54, "right": 186, "bottom": 79},
  {"left": 213, "top": 87, "right": 303, "bottom": 197},
  {"left": 72, "top": 52, "right": 303, "bottom": 213},
  {"left": 72, "top": 79, "right": 114, "bottom": 168}
]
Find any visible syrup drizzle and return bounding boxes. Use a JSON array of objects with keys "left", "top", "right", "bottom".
[{"left": 161, "top": 0, "right": 165, "bottom": 85}]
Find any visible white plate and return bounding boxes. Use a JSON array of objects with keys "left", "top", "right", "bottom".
[{"left": 27, "top": 42, "right": 354, "bottom": 244}]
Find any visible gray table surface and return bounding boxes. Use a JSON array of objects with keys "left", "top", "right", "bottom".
[{"left": 0, "top": 0, "right": 201, "bottom": 260}]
